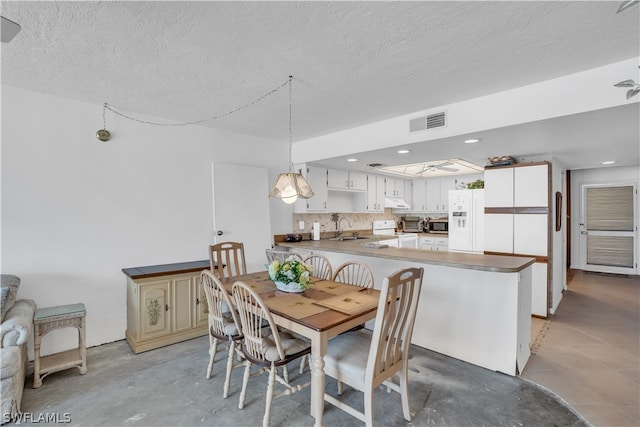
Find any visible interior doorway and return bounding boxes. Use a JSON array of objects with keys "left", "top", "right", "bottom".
[{"left": 579, "top": 183, "right": 637, "bottom": 275}]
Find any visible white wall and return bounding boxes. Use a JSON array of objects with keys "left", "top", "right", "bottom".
[
  {"left": 550, "top": 159, "right": 566, "bottom": 314},
  {"left": 569, "top": 165, "right": 640, "bottom": 270},
  {"left": 1, "top": 86, "right": 287, "bottom": 354},
  {"left": 293, "top": 57, "right": 639, "bottom": 163}
]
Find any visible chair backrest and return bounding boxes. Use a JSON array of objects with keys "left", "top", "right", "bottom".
[
  {"left": 332, "top": 261, "right": 374, "bottom": 289},
  {"left": 210, "top": 242, "right": 247, "bottom": 279},
  {"left": 303, "top": 255, "right": 333, "bottom": 280},
  {"left": 265, "top": 249, "right": 301, "bottom": 264},
  {"left": 200, "top": 270, "right": 241, "bottom": 339},
  {"left": 365, "top": 267, "right": 423, "bottom": 386},
  {"left": 232, "top": 281, "right": 285, "bottom": 363}
]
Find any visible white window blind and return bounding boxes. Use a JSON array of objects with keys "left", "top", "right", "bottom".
[{"left": 586, "top": 186, "right": 634, "bottom": 231}]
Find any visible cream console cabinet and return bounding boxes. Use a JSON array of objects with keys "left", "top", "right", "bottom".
[{"left": 123, "top": 260, "right": 210, "bottom": 353}]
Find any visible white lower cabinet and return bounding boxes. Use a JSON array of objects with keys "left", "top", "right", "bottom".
[
  {"left": 420, "top": 236, "right": 448, "bottom": 251},
  {"left": 126, "top": 267, "right": 209, "bottom": 353}
]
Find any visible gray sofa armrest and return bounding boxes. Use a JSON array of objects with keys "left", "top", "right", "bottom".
[{"left": 1, "top": 299, "right": 36, "bottom": 348}]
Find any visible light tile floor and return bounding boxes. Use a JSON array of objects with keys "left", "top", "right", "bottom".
[{"left": 523, "top": 269, "right": 639, "bottom": 427}]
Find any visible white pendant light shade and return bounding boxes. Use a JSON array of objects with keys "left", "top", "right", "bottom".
[
  {"left": 269, "top": 76, "right": 314, "bottom": 204},
  {"left": 270, "top": 172, "right": 314, "bottom": 204}
]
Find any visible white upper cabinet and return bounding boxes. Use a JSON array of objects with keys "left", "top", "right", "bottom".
[
  {"left": 295, "top": 165, "right": 328, "bottom": 212},
  {"left": 366, "top": 174, "right": 385, "bottom": 212},
  {"left": 412, "top": 179, "right": 427, "bottom": 212},
  {"left": 426, "top": 177, "right": 455, "bottom": 212},
  {"left": 385, "top": 177, "right": 406, "bottom": 198},
  {"left": 514, "top": 164, "right": 549, "bottom": 207},
  {"left": 484, "top": 168, "right": 514, "bottom": 207},
  {"left": 327, "top": 169, "right": 367, "bottom": 191}
]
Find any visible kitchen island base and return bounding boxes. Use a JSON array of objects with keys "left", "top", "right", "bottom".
[{"left": 280, "top": 242, "right": 533, "bottom": 375}]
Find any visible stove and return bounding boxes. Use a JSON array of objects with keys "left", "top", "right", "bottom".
[{"left": 372, "top": 220, "right": 418, "bottom": 248}]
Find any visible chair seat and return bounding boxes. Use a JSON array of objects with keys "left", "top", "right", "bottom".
[
  {"left": 324, "top": 331, "right": 370, "bottom": 385},
  {"left": 217, "top": 312, "right": 240, "bottom": 337},
  {"left": 262, "top": 331, "right": 310, "bottom": 362}
]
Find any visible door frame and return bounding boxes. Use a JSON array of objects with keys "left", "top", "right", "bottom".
[{"left": 578, "top": 182, "right": 637, "bottom": 274}]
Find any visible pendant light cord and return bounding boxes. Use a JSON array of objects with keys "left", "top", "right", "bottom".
[
  {"left": 103, "top": 77, "right": 290, "bottom": 127},
  {"left": 289, "top": 75, "right": 293, "bottom": 172}
]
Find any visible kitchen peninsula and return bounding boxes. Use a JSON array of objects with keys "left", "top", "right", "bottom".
[{"left": 279, "top": 238, "right": 535, "bottom": 375}]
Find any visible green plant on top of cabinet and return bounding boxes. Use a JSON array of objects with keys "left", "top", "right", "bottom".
[
  {"left": 366, "top": 174, "right": 385, "bottom": 212},
  {"left": 327, "top": 169, "right": 367, "bottom": 191}
]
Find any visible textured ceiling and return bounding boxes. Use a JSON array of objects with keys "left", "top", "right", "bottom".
[{"left": 1, "top": 1, "right": 639, "bottom": 169}]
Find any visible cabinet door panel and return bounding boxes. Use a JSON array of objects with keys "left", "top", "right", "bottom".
[
  {"left": 173, "top": 276, "right": 194, "bottom": 333},
  {"left": 514, "top": 164, "right": 548, "bottom": 207},
  {"left": 327, "top": 169, "right": 349, "bottom": 189},
  {"left": 484, "top": 214, "right": 514, "bottom": 253},
  {"left": 350, "top": 172, "right": 367, "bottom": 191},
  {"left": 194, "top": 275, "right": 208, "bottom": 328},
  {"left": 140, "top": 281, "right": 171, "bottom": 339},
  {"left": 412, "top": 180, "right": 427, "bottom": 212},
  {"left": 305, "top": 166, "right": 328, "bottom": 211},
  {"left": 485, "top": 168, "right": 514, "bottom": 207},
  {"left": 531, "top": 262, "right": 548, "bottom": 317},
  {"left": 514, "top": 214, "right": 548, "bottom": 256},
  {"left": 425, "top": 179, "right": 440, "bottom": 211}
]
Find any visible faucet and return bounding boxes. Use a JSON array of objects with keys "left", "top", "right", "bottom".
[{"left": 337, "top": 217, "right": 352, "bottom": 237}]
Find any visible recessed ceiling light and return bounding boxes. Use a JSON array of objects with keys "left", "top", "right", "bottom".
[
  {"left": 601, "top": 160, "right": 616, "bottom": 165},
  {"left": 397, "top": 149, "right": 410, "bottom": 154},
  {"left": 464, "top": 138, "right": 480, "bottom": 144},
  {"left": 347, "top": 158, "right": 359, "bottom": 162}
]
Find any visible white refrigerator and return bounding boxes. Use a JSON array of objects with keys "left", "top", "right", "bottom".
[{"left": 448, "top": 189, "right": 485, "bottom": 253}]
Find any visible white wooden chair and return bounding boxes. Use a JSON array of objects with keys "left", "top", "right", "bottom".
[
  {"left": 209, "top": 241, "right": 247, "bottom": 279},
  {"left": 200, "top": 270, "right": 244, "bottom": 398},
  {"left": 232, "top": 281, "right": 311, "bottom": 427},
  {"left": 303, "top": 255, "right": 333, "bottom": 280},
  {"left": 265, "top": 249, "right": 301, "bottom": 263},
  {"left": 322, "top": 267, "right": 424, "bottom": 426},
  {"left": 332, "top": 261, "right": 374, "bottom": 289}
]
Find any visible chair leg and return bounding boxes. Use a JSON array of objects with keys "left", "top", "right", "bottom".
[
  {"left": 337, "top": 381, "right": 343, "bottom": 395},
  {"left": 399, "top": 366, "right": 411, "bottom": 421},
  {"left": 238, "top": 360, "right": 252, "bottom": 409},
  {"left": 282, "top": 365, "right": 289, "bottom": 384},
  {"left": 223, "top": 341, "right": 235, "bottom": 398},
  {"left": 263, "top": 364, "right": 276, "bottom": 427},
  {"left": 364, "top": 388, "right": 374, "bottom": 427},
  {"left": 299, "top": 355, "right": 306, "bottom": 374},
  {"left": 206, "top": 336, "right": 218, "bottom": 379}
]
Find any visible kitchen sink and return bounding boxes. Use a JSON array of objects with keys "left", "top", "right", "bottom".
[{"left": 328, "top": 236, "right": 370, "bottom": 241}]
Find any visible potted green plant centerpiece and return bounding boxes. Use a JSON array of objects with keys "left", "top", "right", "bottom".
[{"left": 267, "top": 256, "right": 313, "bottom": 293}]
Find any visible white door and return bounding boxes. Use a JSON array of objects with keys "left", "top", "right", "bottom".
[
  {"left": 579, "top": 184, "right": 637, "bottom": 274},
  {"left": 212, "top": 163, "right": 272, "bottom": 273}
]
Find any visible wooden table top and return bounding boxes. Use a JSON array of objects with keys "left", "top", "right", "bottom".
[{"left": 221, "top": 271, "right": 379, "bottom": 333}]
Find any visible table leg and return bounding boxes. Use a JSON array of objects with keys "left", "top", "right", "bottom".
[{"left": 310, "top": 334, "right": 328, "bottom": 427}]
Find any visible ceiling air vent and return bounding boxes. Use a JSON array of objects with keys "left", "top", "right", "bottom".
[{"left": 409, "top": 111, "right": 447, "bottom": 133}]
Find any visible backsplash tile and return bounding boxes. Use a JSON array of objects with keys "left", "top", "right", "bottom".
[{"left": 293, "top": 209, "right": 401, "bottom": 236}]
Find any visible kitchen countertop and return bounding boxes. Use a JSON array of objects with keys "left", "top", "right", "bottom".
[{"left": 278, "top": 238, "right": 533, "bottom": 273}]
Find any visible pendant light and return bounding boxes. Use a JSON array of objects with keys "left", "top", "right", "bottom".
[{"left": 269, "top": 76, "right": 314, "bottom": 204}]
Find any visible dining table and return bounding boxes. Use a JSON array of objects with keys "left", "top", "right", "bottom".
[{"left": 220, "top": 271, "right": 380, "bottom": 427}]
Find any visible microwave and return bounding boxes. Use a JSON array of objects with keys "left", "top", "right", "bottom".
[{"left": 426, "top": 218, "right": 448, "bottom": 234}]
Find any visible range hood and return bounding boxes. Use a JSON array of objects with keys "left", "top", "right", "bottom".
[{"left": 384, "top": 197, "right": 410, "bottom": 209}]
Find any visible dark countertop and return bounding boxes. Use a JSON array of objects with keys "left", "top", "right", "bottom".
[
  {"left": 122, "top": 260, "right": 210, "bottom": 279},
  {"left": 278, "top": 239, "right": 534, "bottom": 273}
]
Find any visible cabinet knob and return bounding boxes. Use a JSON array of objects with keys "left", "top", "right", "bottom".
[
  {"left": 216, "top": 230, "right": 223, "bottom": 236},
  {"left": 165, "top": 304, "right": 169, "bottom": 311}
]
